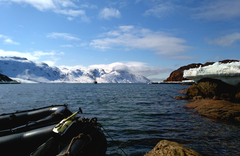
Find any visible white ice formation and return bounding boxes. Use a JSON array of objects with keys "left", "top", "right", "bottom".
[{"left": 183, "top": 62, "right": 240, "bottom": 86}]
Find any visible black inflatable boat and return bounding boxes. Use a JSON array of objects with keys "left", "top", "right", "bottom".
[{"left": 0, "top": 105, "right": 107, "bottom": 156}]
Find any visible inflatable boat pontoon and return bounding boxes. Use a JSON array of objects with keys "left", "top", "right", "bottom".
[{"left": 0, "top": 105, "right": 107, "bottom": 156}]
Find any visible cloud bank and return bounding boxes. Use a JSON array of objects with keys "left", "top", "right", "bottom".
[
  {"left": 89, "top": 62, "right": 171, "bottom": 77},
  {"left": 143, "top": 2, "right": 176, "bottom": 18},
  {"left": 90, "top": 25, "right": 191, "bottom": 55},
  {"left": 207, "top": 32, "right": 240, "bottom": 47},
  {"left": 0, "top": 49, "right": 63, "bottom": 66},
  {"left": 192, "top": 0, "right": 240, "bottom": 21},
  {"left": 5, "top": 0, "right": 90, "bottom": 22}
]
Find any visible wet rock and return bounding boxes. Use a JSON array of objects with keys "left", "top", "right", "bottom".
[
  {"left": 182, "top": 96, "right": 189, "bottom": 100},
  {"left": 178, "top": 78, "right": 240, "bottom": 102},
  {"left": 174, "top": 96, "right": 189, "bottom": 100},
  {"left": 235, "top": 93, "right": 240, "bottom": 102},
  {"left": 186, "top": 84, "right": 201, "bottom": 98},
  {"left": 213, "top": 96, "right": 220, "bottom": 100},
  {"left": 144, "top": 140, "right": 202, "bottom": 156},
  {"left": 192, "top": 96, "right": 203, "bottom": 101},
  {"left": 174, "top": 96, "right": 183, "bottom": 100},
  {"left": 185, "top": 99, "right": 240, "bottom": 122},
  {"left": 177, "top": 88, "right": 188, "bottom": 95},
  {"left": 197, "top": 78, "right": 236, "bottom": 99}
]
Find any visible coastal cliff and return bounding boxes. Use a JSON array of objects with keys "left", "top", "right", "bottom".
[{"left": 164, "top": 59, "right": 238, "bottom": 82}]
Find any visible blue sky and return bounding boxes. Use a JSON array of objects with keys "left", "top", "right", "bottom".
[{"left": 0, "top": 0, "right": 240, "bottom": 80}]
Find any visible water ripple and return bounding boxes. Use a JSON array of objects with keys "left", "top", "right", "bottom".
[{"left": 0, "top": 84, "right": 239, "bottom": 156}]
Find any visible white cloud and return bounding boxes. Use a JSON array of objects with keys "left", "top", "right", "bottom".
[
  {"left": 119, "top": 25, "right": 134, "bottom": 32},
  {"left": 89, "top": 62, "right": 171, "bottom": 77},
  {"left": 80, "top": 3, "right": 97, "bottom": 9},
  {"left": 54, "top": 9, "right": 85, "bottom": 17},
  {"left": 90, "top": 26, "right": 192, "bottom": 55},
  {"left": 207, "top": 32, "right": 240, "bottom": 46},
  {"left": 47, "top": 32, "right": 80, "bottom": 40},
  {"left": 0, "top": 49, "right": 64, "bottom": 65},
  {"left": 54, "top": 9, "right": 90, "bottom": 22},
  {"left": 61, "top": 44, "right": 73, "bottom": 47},
  {"left": 168, "top": 55, "right": 196, "bottom": 60},
  {"left": 33, "top": 51, "right": 59, "bottom": 57},
  {"left": 192, "top": 0, "right": 240, "bottom": 20},
  {"left": 99, "top": 8, "right": 121, "bottom": 20},
  {"left": 0, "top": 49, "right": 38, "bottom": 60},
  {"left": 67, "top": 17, "right": 73, "bottom": 21},
  {"left": 9, "top": 0, "right": 76, "bottom": 11},
  {"left": 4, "top": 38, "right": 20, "bottom": 45},
  {"left": 5, "top": 0, "right": 90, "bottom": 22},
  {"left": 0, "top": 34, "right": 20, "bottom": 45},
  {"left": 10, "top": 0, "right": 56, "bottom": 11},
  {"left": 143, "top": 2, "right": 176, "bottom": 18}
]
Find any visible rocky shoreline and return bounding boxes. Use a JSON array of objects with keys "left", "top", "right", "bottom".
[
  {"left": 145, "top": 60, "right": 240, "bottom": 156},
  {"left": 175, "top": 78, "right": 240, "bottom": 122},
  {"left": 145, "top": 78, "right": 240, "bottom": 156}
]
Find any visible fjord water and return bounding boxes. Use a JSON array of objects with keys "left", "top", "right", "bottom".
[{"left": 0, "top": 84, "right": 239, "bottom": 156}]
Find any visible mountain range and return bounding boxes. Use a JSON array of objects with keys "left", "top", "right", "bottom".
[{"left": 0, "top": 57, "right": 150, "bottom": 83}]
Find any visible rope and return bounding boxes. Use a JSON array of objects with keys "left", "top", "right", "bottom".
[
  {"left": 98, "top": 123, "right": 128, "bottom": 156},
  {"left": 56, "top": 133, "right": 92, "bottom": 156}
]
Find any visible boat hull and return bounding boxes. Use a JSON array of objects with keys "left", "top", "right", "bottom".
[{"left": 0, "top": 105, "right": 107, "bottom": 156}]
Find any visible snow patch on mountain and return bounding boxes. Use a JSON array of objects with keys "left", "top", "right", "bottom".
[{"left": 0, "top": 57, "right": 150, "bottom": 83}]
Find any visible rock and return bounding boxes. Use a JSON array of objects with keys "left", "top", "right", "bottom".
[
  {"left": 178, "top": 88, "right": 188, "bottom": 95},
  {"left": 174, "top": 96, "right": 183, "bottom": 100},
  {"left": 235, "top": 93, "right": 240, "bottom": 102},
  {"left": 182, "top": 96, "right": 189, "bottom": 100},
  {"left": 177, "top": 78, "right": 240, "bottom": 102},
  {"left": 186, "top": 84, "right": 201, "bottom": 98},
  {"left": 0, "top": 73, "right": 13, "bottom": 81},
  {"left": 193, "top": 96, "right": 203, "bottom": 101},
  {"left": 144, "top": 140, "right": 202, "bottom": 156},
  {"left": 184, "top": 99, "right": 240, "bottom": 122},
  {"left": 197, "top": 78, "right": 236, "bottom": 99},
  {"left": 213, "top": 96, "right": 220, "bottom": 100}
]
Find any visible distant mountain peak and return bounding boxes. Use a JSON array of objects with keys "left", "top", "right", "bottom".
[{"left": 0, "top": 57, "right": 150, "bottom": 83}]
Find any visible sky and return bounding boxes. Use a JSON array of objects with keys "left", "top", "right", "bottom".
[{"left": 0, "top": 0, "right": 240, "bottom": 81}]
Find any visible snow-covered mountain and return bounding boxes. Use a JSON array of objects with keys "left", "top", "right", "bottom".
[{"left": 0, "top": 57, "right": 150, "bottom": 83}]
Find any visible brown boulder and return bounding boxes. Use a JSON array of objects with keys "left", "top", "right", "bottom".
[
  {"left": 174, "top": 96, "right": 183, "bottom": 100},
  {"left": 197, "top": 78, "right": 236, "bottom": 99},
  {"left": 179, "top": 78, "right": 239, "bottom": 101},
  {"left": 177, "top": 88, "right": 188, "bottom": 95},
  {"left": 186, "top": 84, "right": 201, "bottom": 98},
  {"left": 235, "top": 93, "right": 240, "bottom": 102},
  {"left": 144, "top": 140, "right": 202, "bottom": 156},
  {"left": 185, "top": 99, "right": 240, "bottom": 122}
]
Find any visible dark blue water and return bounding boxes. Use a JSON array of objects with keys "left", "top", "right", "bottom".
[{"left": 0, "top": 84, "right": 239, "bottom": 156}]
